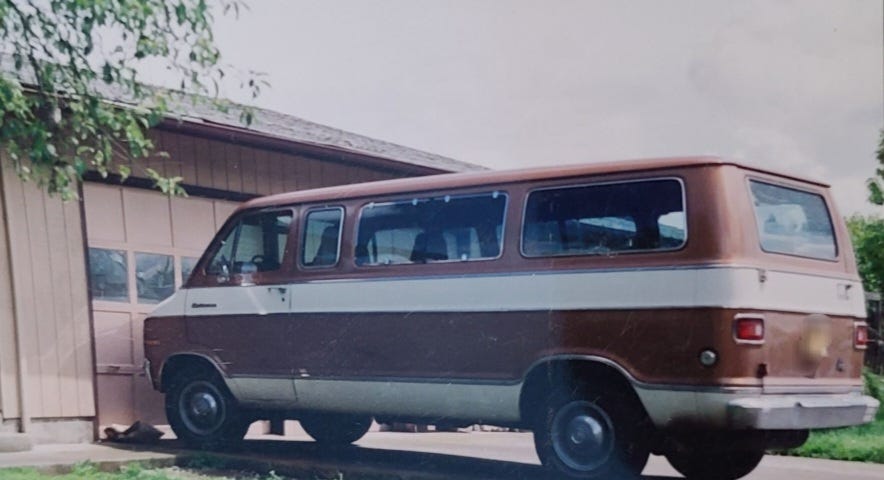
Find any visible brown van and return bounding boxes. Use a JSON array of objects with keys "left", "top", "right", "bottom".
[{"left": 143, "top": 156, "right": 879, "bottom": 479}]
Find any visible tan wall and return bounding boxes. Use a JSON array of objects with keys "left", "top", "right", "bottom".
[
  {"left": 136, "top": 130, "right": 401, "bottom": 196},
  {"left": 0, "top": 159, "right": 95, "bottom": 421},
  {"left": 0, "top": 162, "right": 20, "bottom": 419}
]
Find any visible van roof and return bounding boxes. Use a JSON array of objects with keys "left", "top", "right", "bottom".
[{"left": 242, "top": 155, "right": 829, "bottom": 210}]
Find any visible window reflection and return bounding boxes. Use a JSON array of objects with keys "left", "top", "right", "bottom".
[
  {"left": 749, "top": 180, "right": 836, "bottom": 260},
  {"left": 302, "top": 208, "right": 343, "bottom": 267},
  {"left": 181, "top": 256, "right": 199, "bottom": 284},
  {"left": 88, "top": 248, "right": 129, "bottom": 302},
  {"left": 135, "top": 252, "right": 174, "bottom": 304},
  {"left": 356, "top": 193, "right": 507, "bottom": 266},
  {"left": 207, "top": 211, "right": 292, "bottom": 275},
  {"left": 523, "top": 179, "right": 686, "bottom": 256}
]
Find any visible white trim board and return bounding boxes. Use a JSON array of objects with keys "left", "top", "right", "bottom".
[{"left": 153, "top": 266, "right": 866, "bottom": 318}]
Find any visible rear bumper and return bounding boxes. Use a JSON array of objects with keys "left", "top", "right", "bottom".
[
  {"left": 728, "top": 393, "right": 879, "bottom": 429},
  {"left": 635, "top": 385, "right": 879, "bottom": 430}
]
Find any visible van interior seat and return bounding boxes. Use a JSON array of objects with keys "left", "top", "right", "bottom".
[
  {"left": 410, "top": 232, "right": 449, "bottom": 263},
  {"left": 311, "top": 225, "right": 339, "bottom": 266}
]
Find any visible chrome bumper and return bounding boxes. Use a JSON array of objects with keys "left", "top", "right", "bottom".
[{"left": 728, "top": 393, "right": 879, "bottom": 429}]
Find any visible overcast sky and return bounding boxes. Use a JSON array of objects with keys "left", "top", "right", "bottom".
[{"left": 142, "top": 0, "right": 883, "bottom": 215}]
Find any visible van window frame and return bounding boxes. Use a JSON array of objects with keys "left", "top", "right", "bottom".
[
  {"left": 745, "top": 176, "right": 839, "bottom": 262},
  {"left": 194, "top": 206, "right": 297, "bottom": 286},
  {"left": 299, "top": 206, "right": 345, "bottom": 270},
  {"left": 519, "top": 176, "right": 689, "bottom": 258},
  {"left": 353, "top": 190, "right": 509, "bottom": 267}
]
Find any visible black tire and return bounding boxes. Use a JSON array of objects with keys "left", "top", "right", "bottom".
[
  {"left": 533, "top": 385, "right": 650, "bottom": 479},
  {"left": 300, "top": 412, "right": 373, "bottom": 446},
  {"left": 665, "top": 447, "right": 765, "bottom": 480},
  {"left": 165, "top": 370, "right": 250, "bottom": 448}
]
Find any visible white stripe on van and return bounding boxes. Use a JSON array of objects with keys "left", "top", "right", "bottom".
[{"left": 151, "top": 266, "right": 866, "bottom": 318}]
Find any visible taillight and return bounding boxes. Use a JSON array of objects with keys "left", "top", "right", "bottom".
[
  {"left": 734, "top": 316, "right": 765, "bottom": 343},
  {"left": 854, "top": 323, "right": 869, "bottom": 350}
]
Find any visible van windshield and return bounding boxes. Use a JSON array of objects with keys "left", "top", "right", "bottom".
[{"left": 749, "top": 180, "right": 837, "bottom": 260}]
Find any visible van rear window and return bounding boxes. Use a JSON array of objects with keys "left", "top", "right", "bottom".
[
  {"left": 356, "top": 192, "right": 507, "bottom": 266},
  {"left": 522, "top": 179, "right": 686, "bottom": 257},
  {"left": 749, "top": 180, "right": 837, "bottom": 260}
]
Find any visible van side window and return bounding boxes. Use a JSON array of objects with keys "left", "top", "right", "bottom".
[
  {"left": 301, "top": 208, "right": 343, "bottom": 268},
  {"left": 356, "top": 192, "right": 507, "bottom": 266},
  {"left": 749, "top": 180, "right": 837, "bottom": 260},
  {"left": 207, "top": 210, "right": 293, "bottom": 275},
  {"left": 522, "top": 179, "right": 686, "bottom": 257}
]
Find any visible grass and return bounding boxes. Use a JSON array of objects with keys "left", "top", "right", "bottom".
[
  {"left": 0, "top": 462, "right": 295, "bottom": 480},
  {"left": 786, "top": 370, "right": 884, "bottom": 463},
  {"left": 0, "top": 463, "right": 183, "bottom": 480}
]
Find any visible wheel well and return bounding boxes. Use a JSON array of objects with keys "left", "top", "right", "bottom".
[
  {"left": 519, "top": 359, "right": 646, "bottom": 427},
  {"left": 159, "top": 354, "right": 223, "bottom": 393}
]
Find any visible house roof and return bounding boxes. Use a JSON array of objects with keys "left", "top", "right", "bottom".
[
  {"left": 0, "top": 55, "right": 485, "bottom": 174},
  {"left": 159, "top": 95, "right": 486, "bottom": 174}
]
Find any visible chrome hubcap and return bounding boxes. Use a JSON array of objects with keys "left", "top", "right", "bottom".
[
  {"left": 179, "top": 381, "right": 226, "bottom": 436},
  {"left": 190, "top": 392, "right": 218, "bottom": 418},
  {"left": 551, "top": 400, "right": 615, "bottom": 472},
  {"left": 567, "top": 414, "right": 605, "bottom": 448}
]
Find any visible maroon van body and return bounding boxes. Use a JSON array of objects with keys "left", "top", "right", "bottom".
[{"left": 144, "top": 157, "right": 878, "bottom": 480}]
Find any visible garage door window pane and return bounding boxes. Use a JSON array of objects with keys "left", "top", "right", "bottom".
[
  {"left": 136, "top": 253, "right": 174, "bottom": 304},
  {"left": 88, "top": 248, "right": 129, "bottom": 302}
]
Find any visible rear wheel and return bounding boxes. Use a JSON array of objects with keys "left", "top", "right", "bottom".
[
  {"left": 300, "top": 412, "right": 372, "bottom": 446},
  {"left": 165, "top": 371, "right": 250, "bottom": 448},
  {"left": 665, "top": 447, "right": 765, "bottom": 480},
  {"left": 533, "top": 385, "right": 650, "bottom": 479}
]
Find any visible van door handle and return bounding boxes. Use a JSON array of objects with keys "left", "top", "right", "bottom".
[
  {"left": 269, "top": 287, "right": 287, "bottom": 295},
  {"left": 191, "top": 303, "right": 217, "bottom": 308}
]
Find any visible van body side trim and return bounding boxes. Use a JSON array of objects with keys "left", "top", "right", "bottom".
[{"left": 164, "top": 266, "right": 865, "bottom": 318}]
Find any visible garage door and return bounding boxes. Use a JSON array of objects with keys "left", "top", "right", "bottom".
[{"left": 83, "top": 183, "right": 239, "bottom": 426}]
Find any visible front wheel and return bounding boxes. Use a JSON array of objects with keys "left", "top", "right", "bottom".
[
  {"left": 533, "top": 386, "right": 650, "bottom": 479},
  {"left": 665, "top": 447, "right": 765, "bottom": 480},
  {"left": 300, "top": 412, "right": 372, "bottom": 446},
  {"left": 165, "top": 372, "right": 250, "bottom": 448}
]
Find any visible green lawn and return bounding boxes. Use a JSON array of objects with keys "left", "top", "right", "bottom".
[
  {"left": 786, "top": 370, "right": 884, "bottom": 463},
  {"left": 0, "top": 462, "right": 288, "bottom": 480}
]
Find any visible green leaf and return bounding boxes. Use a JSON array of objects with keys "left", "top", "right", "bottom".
[
  {"left": 0, "top": 0, "right": 258, "bottom": 200},
  {"left": 102, "top": 63, "right": 114, "bottom": 84},
  {"left": 868, "top": 180, "right": 884, "bottom": 206},
  {"left": 175, "top": 3, "right": 188, "bottom": 24},
  {"left": 117, "top": 164, "right": 131, "bottom": 182}
]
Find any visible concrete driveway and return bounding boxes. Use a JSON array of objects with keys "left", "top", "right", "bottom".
[
  {"left": 5, "top": 429, "right": 882, "bottom": 480},
  {"left": 217, "top": 429, "right": 883, "bottom": 480}
]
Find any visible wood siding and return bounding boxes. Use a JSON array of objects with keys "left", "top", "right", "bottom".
[
  {"left": 0, "top": 159, "right": 95, "bottom": 420},
  {"left": 0, "top": 160, "right": 20, "bottom": 419},
  {"left": 134, "top": 130, "right": 407, "bottom": 196}
]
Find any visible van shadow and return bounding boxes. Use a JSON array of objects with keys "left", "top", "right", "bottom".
[{"left": 113, "top": 438, "right": 677, "bottom": 480}]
